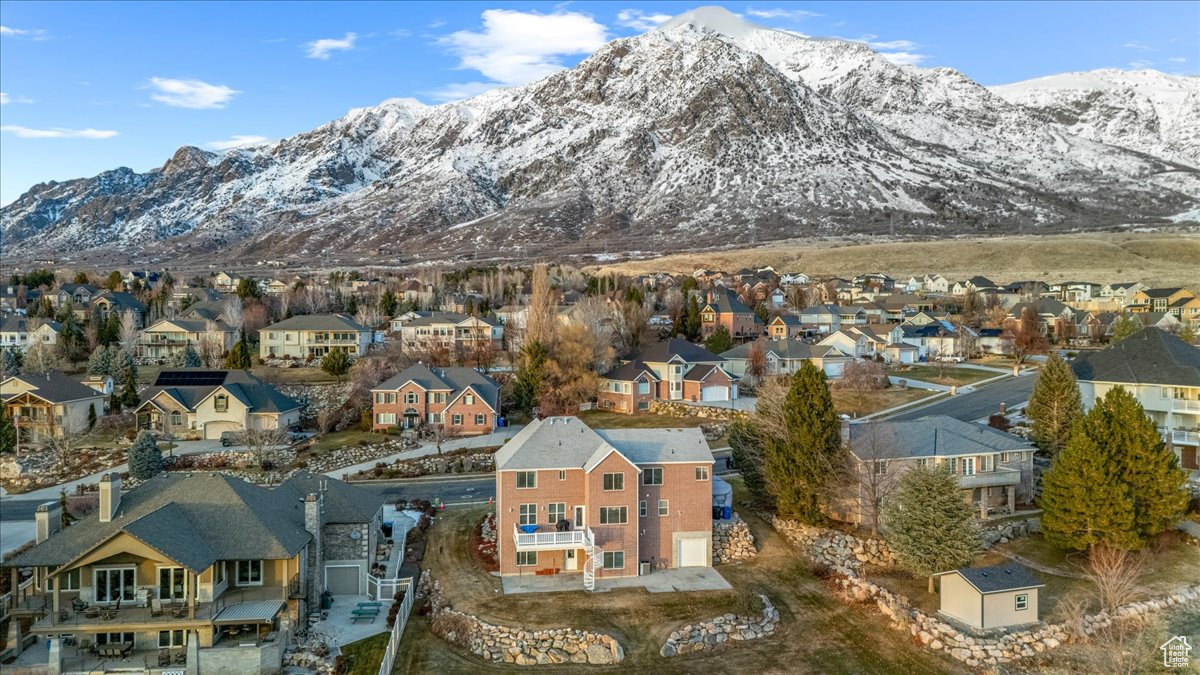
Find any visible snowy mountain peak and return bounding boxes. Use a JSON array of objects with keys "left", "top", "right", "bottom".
[{"left": 658, "top": 6, "right": 771, "bottom": 40}]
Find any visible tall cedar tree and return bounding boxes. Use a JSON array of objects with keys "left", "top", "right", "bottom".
[
  {"left": 1110, "top": 315, "right": 1142, "bottom": 343},
  {"left": 684, "top": 295, "right": 702, "bottom": 342},
  {"left": 883, "top": 464, "right": 981, "bottom": 592},
  {"left": 1025, "top": 352, "right": 1083, "bottom": 456},
  {"left": 513, "top": 341, "right": 548, "bottom": 415},
  {"left": 120, "top": 366, "right": 141, "bottom": 408},
  {"left": 763, "top": 361, "right": 843, "bottom": 523},
  {"left": 87, "top": 403, "right": 97, "bottom": 430},
  {"left": 225, "top": 335, "right": 253, "bottom": 370},
  {"left": 704, "top": 325, "right": 733, "bottom": 355},
  {"left": 1041, "top": 387, "right": 1187, "bottom": 550},
  {"left": 728, "top": 418, "right": 769, "bottom": 506},
  {"left": 321, "top": 350, "right": 352, "bottom": 383},
  {"left": 127, "top": 431, "right": 163, "bottom": 480},
  {"left": 0, "top": 408, "right": 16, "bottom": 453}
]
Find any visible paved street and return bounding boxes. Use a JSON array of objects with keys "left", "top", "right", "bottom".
[{"left": 884, "top": 373, "right": 1038, "bottom": 422}]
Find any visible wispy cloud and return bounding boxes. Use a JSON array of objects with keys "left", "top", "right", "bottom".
[
  {"left": 1, "top": 125, "right": 118, "bottom": 139},
  {"left": 148, "top": 77, "right": 239, "bottom": 109},
  {"left": 206, "top": 134, "right": 270, "bottom": 150},
  {"left": 842, "top": 33, "right": 929, "bottom": 65},
  {"left": 745, "top": 8, "right": 823, "bottom": 21},
  {"left": 1167, "top": 56, "right": 1187, "bottom": 64},
  {"left": 1129, "top": 59, "right": 1154, "bottom": 69},
  {"left": 1123, "top": 41, "right": 1155, "bottom": 51},
  {"left": 388, "top": 28, "right": 412, "bottom": 39},
  {"left": 0, "top": 92, "right": 33, "bottom": 105},
  {"left": 615, "top": 9, "right": 672, "bottom": 32},
  {"left": 305, "top": 32, "right": 357, "bottom": 60},
  {"left": 0, "top": 25, "right": 49, "bottom": 40},
  {"left": 434, "top": 9, "right": 607, "bottom": 101},
  {"left": 880, "top": 52, "right": 929, "bottom": 66}
]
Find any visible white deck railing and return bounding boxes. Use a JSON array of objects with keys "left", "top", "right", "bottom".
[
  {"left": 376, "top": 577, "right": 414, "bottom": 675},
  {"left": 513, "top": 524, "right": 590, "bottom": 550},
  {"left": 1171, "top": 399, "right": 1200, "bottom": 413},
  {"left": 1160, "top": 427, "right": 1200, "bottom": 446}
]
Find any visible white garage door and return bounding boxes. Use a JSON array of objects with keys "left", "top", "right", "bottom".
[
  {"left": 325, "top": 565, "right": 361, "bottom": 595},
  {"left": 823, "top": 362, "right": 845, "bottom": 378},
  {"left": 701, "top": 386, "right": 728, "bottom": 402},
  {"left": 679, "top": 539, "right": 707, "bottom": 567},
  {"left": 204, "top": 421, "right": 241, "bottom": 440}
]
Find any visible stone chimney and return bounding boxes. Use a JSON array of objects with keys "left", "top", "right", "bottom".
[
  {"left": 98, "top": 473, "right": 122, "bottom": 523},
  {"left": 304, "top": 493, "right": 324, "bottom": 608},
  {"left": 36, "top": 501, "right": 62, "bottom": 543}
]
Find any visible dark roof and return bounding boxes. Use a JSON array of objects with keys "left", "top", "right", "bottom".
[
  {"left": 703, "top": 288, "right": 755, "bottom": 316},
  {"left": 402, "top": 311, "right": 499, "bottom": 327},
  {"left": 4, "top": 472, "right": 342, "bottom": 571},
  {"left": 264, "top": 313, "right": 367, "bottom": 332},
  {"left": 140, "top": 369, "right": 301, "bottom": 414},
  {"left": 683, "top": 364, "right": 724, "bottom": 382},
  {"left": 847, "top": 416, "right": 1032, "bottom": 460},
  {"left": 1071, "top": 328, "right": 1200, "bottom": 387},
  {"left": 600, "top": 360, "right": 658, "bottom": 382},
  {"left": 628, "top": 338, "right": 724, "bottom": 364},
  {"left": 374, "top": 364, "right": 500, "bottom": 408},
  {"left": 945, "top": 564, "right": 1043, "bottom": 593},
  {"left": 1140, "top": 287, "right": 1185, "bottom": 298},
  {"left": 95, "top": 291, "right": 146, "bottom": 312},
  {"left": 1010, "top": 298, "right": 1072, "bottom": 318},
  {"left": 279, "top": 472, "right": 387, "bottom": 524},
  {"left": 721, "top": 339, "right": 840, "bottom": 360},
  {"left": 179, "top": 299, "right": 226, "bottom": 321},
  {"left": 1, "top": 372, "right": 104, "bottom": 404},
  {"left": 770, "top": 315, "right": 802, "bottom": 326},
  {"left": 0, "top": 317, "right": 62, "bottom": 333}
]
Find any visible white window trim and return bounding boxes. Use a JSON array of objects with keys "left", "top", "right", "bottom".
[
  {"left": 603, "top": 472, "right": 624, "bottom": 491},
  {"left": 236, "top": 560, "right": 263, "bottom": 586},
  {"left": 603, "top": 551, "right": 625, "bottom": 570},
  {"left": 1015, "top": 594, "right": 1029, "bottom": 611},
  {"left": 516, "top": 471, "right": 537, "bottom": 489},
  {"left": 516, "top": 551, "right": 538, "bottom": 567},
  {"left": 658, "top": 499, "right": 669, "bottom": 516}
]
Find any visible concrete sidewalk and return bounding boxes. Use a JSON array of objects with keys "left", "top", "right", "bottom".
[{"left": 325, "top": 426, "right": 522, "bottom": 479}]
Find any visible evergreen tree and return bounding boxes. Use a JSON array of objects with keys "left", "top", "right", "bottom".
[
  {"left": 684, "top": 295, "right": 702, "bottom": 342},
  {"left": 105, "top": 271, "right": 124, "bottom": 291},
  {"left": 127, "top": 431, "right": 163, "bottom": 480},
  {"left": 120, "top": 366, "right": 140, "bottom": 408},
  {"left": 754, "top": 301, "right": 769, "bottom": 325},
  {"left": 87, "top": 345, "right": 113, "bottom": 377},
  {"left": 883, "top": 464, "right": 981, "bottom": 592},
  {"left": 345, "top": 294, "right": 359, "bottom": 316},
  {"left": 225, "top": 336, "right": 253, "bottom": 370},
  {"left": 1041, "top": 387, "right": 1187, "bottom": 550},
  {"left": 1178, "top": 323, "right": 1196, "bottom": 344},
  {"left": 763, "top": 361, "right": 843, "bottom": 523},
  {"left": 512, "top": 341, "right": 548, "bottom": 415},
  {"left": 1025, "top": 352, "right": 1083, "bottom": 456},
  {"left": 171, "top": 345, "right": 202, "bottom": 368},
  {"left": 87, "top": 403, "right": 97, "bottom": 430},
  {"left": 1, "top": 347, "right": 21, "bottom": 378},
  {"left": 681, "top": 277, "right": 698, "bottom": 294},
  {"left": 704, "top": 325, "right": 733, "bottom": 355},
  {"left": 73, "top": 271, "right": 90, "bottom": 284},
  {"left": 1110, "top": 315, "right": 1141, "bottom": 342},
  {"left": 380, "top": 290, "right": 398, "bottom": 317},
  {"left": 321, "top": 349, "right": 352, "bottom": 383},
  {"left": 110, "top": 346, "right": 136, "bottom": 381},
  {"left": 236, "top": 277, "right": 262, "bottom": 299},
  {"left": 104, "top": 313, "right": 122, "bottom": 346},
  {"left": 728, "top": 418, "right": 769, "bottom": 505},
  {"left": 0, "top": 407, "right": 16, "bottom": 454}
]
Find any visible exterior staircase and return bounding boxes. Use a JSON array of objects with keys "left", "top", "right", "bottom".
[{"left": 582, "top": 528, "right": 603, "bottom": 592}]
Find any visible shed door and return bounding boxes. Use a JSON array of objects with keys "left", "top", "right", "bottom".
[
  {"left": 325, "top": 565, "right": 361, "bottom": 595},
  {"left": 701, "top": 386, "right": 727, "bottom": 402},
  {"left": 679, "top": 539, "right": 707, "bottom": 567}
]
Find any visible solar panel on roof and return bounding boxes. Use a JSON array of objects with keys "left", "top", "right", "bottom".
[{"left": 155, "top": 370, "right": 227, "bottom": 387}]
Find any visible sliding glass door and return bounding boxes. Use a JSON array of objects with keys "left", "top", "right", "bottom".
[{"left": 94, "top": 568, "right": 136, "bottom": 604}]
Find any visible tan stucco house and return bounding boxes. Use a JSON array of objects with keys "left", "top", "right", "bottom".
[
  {"left": 132, "top": 369, "right": 301, "bottom": 440},
  {"left": 1, "top": 372, "right": 107, "bottom": 441}
]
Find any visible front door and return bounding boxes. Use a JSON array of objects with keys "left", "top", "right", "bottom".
[
  {"left": 573, "top": 506, "right": 585, "bottom": 529},
  {"left": 565, "top": 549, "right": 577, "bottom": 571}
]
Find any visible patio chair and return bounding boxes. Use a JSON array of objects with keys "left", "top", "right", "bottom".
[
  {"left": 150, "top": 598, "right": 164, "bottom": 617},
  {"left": 158, "top": 649, "right": 171, "bottom": 667},
  {"left": 71, "top": 598, "right": 88, "bottom": 612},
  {"left": 174, "top": 649, "right": 186, "bottom": 665},
  {"left": 171, "top": 605, "right": 188, "bottom": 619}
]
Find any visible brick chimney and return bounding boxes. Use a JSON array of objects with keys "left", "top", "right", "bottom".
[
  {"left": 304, "top": 493, "right": 324, "bottom": 608},
  {"left": 35, "top": 501, "right": 62, "bottom": 543},
  {"left": 98, "top": 473, "right": 121, "bottom": 523}
]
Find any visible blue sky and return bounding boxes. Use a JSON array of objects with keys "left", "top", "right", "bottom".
[{"left": 1, "top": 1, "right": 1197, "bottom": 206}]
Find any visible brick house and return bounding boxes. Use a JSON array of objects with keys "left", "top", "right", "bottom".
[
  {"left": 597, "top": 339, "right": 737, "bottom": 410},
  {"left": 495, "top": 417, "right": 714, "bottom": 589},
  {"left": 370, "top": 364, "right": 500, "bottom": 434},
  {"left": 700, "top": 288, "right": 762, "bottom": 341}
]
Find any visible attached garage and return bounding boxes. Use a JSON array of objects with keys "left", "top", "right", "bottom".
[
  {"left": 823, "top": 360, "right": 846, "bottom": 378},
  {"left": 678, "top": 538, "right": 708, "bottom": 567},
  {"left": 325, "top": 565, "right": 362, "bottom": 595},
  {"left": 700, "top": 386, "right": 728, "bottom": 402},
  {"left": 204, "top": 421, "right": 241, "bottom": 440}
]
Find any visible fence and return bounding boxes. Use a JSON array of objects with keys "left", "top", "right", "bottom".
[
  {"left": 376, "top": 577, "right": 414, "bottom": 675},
  {"left": 0, "top": 577, "right": 35, "bottom": 624}
]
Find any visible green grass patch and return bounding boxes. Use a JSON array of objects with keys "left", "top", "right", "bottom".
[
  {"left": 885, "top": 365, "right": 993, "bottom": 386},
  {"left": 303, "top": 430, "right": 394, "bottom": 457},
  {"left": 340, "top": 632, "right": 390, "bottom": 674}
]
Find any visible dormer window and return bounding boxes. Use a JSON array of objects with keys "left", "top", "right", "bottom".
[{"left": 214, "top": 394, "right": 228, "bottom": 412}]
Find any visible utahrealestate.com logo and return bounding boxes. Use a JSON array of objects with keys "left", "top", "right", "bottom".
[{"left": 1160, "top": 636, "right": 1191, "bottom": 669}]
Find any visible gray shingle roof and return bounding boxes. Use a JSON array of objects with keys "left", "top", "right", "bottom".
[
  {"left": 942, "top": 564, "right": 1044, "bottom": 593},
  {"left": 721, "top": 339, "right": 839, "bottom": 360},
  {"left": 1071, "top": 328, "right": 1200, "bottom": 387},
  {"left": 402, "top": 311, "right": 499, "bottom": 327},
  {"left": 146, "top": 317, "right": 233, "bottom": 333},
  {"left": 264, "top": 313, "right": 367, "bottom": 332},
  {"left": 0, "top": 317, "right": 63, "bottom": 333},
  {"left": 703, "top": 288, "right": 756, "bottom": 316},
  {"left": 373, "top": 364, "right": 500, "bottom": 409},
  {"left": 847, "top": 416, "right": 1033, "bottom": 460},
  {"left": 628, "top": 339, "right": 724, "bottom": 364},
  {"left": 278, "top": 471, "right": 386, "bottom": 524},
  {"left": 1, "top": 372, "right": 105, "bottom": 404},
  {"left": 138, "top": 369, "right": 301, "bottom": 414},
  {"left": 600, "top": 360, "right": 658, "bottom": 382},
  {"left": 494, "top": 417, "right": 713, "bottom": 471}
]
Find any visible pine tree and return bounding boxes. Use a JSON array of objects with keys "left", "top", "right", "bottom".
[
  {"left": 512, "top": 341, "right": 548, "bottom": 415},
  {"left": 1, "top": 347, "right": 21, "bottom": 378},
  {"left": 225, "top": 337, "right": 252, "bottom": 370},
  {"left": 321, "top": 349, "right": 352, "bottom": 383},
  {"left": 380, "top": 290, "right": 398, "bottom": 318},
  {"left": 704, "top": 325, "right": 733, "bottom": 355},
  {"left": 883, "top": 464, "right": 981, "bottom": 592},
  {"left": 0, "top": 407, "right": 16, "bottom": 454},
  {"left": 1104, "top": 387, "right": 1189, "bottom": 542},
  {"left": 728, "top": 418, "right": 769, "bottom": 505},
  {"left": 763, "top": 361, "right": 843, "bottom": 523},
  {"left": 88, "top": 345, "right": 113, "bottom": 376},
  {"left": 684, "top": 295, "right": 702, "bottom": 342},
  {"left": 120, "top": 366, "right": 140, "bottom": 408},
  {"left": 87, "top": 403, "right": 97, "bottom": 430},
  {"left": 127, "top": 431, "right": 163, "bottom": 480},
  {"left": 1110, "top": 315, "right": 1141, "bottom": 342},
  {"left": 1178, "top": 323, "right": 1196, "bottom": 344},
  {"left": 1025, "top": 352, "right": 1083, "bottom": 456},
  {"left": 171, "top": 345, "right": 201, "bottom": 368}
]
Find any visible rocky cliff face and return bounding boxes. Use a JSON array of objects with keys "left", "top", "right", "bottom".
[{"left": 3, "top": 7, "right": 1197, "bottom": 263}]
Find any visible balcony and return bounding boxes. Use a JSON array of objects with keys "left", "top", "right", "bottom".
[
  {"left": 958, "top": 468, "right": 1022, "bottom": 489},
  {"left": 1171, "top": 399, "right": 1200, "bottom": 413},
  {"left": 1160, "top": 428, "right": 1200, "bottom": 446},
  {"left": 513, "top": 524, "right": 591, "bottom": 551}
]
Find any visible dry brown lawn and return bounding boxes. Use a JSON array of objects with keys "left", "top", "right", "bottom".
[
  {"left": 831, "top": 387, "right": 941, "bottom": 418},
  {"left": 594, "top": 233, "right": 1200, "bottom": 288},
  {"left": 886, "top": 365, "right": 995, "bottom": 387},
  {"left": 395, "top": 482, "right": 966, "bottom": 674}
]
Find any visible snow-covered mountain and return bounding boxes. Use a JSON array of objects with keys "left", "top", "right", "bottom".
[
  {"left": 992, "top": 69, "right": 1200, "bottom": 168},
  {"left": 3, "top": 6, "right": 1197, "bottom": 263}
]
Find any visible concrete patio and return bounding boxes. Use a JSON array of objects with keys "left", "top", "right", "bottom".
[
  {"left": 309, "top": 594, "right": 388, "bottom": 651},
  {"left": 501, "top": 567, "right": 731, "bottom": 595}
]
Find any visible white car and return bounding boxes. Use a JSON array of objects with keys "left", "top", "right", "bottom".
[{"left": 936, "top": 355, "right": 965, "bottom": 363}]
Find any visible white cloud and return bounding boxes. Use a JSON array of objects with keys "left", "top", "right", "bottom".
[
  {"left": 615, "top": 9, "right": 672, "bottom": 32},
  {"left": 148, "top": 77, "right": 239, "bottom": 109},
  {"left": 1124, "top": 41, "right": 1155, "bottom": 51},
  {"left": 1, "top": 125, "right": 118, "bottom": 139},
  {"left": 206, "top": 134, "right": 270, "bottom": 150},
  {"left": 305, "top": 32, "right": 357, "bottom": 60},
  {"left": 745, "top": 8, "right": 823, "bottom": 21},
  {"left": 880, "top": 52, "right": 929, "bottom": 66},
  {"left": 0, "top": 92, "right": 7, "bottom": 105},
  {"left": 1167, "top": 56, "right": 1188, "bottom": 63},
  {"left": 0, "top": 25, "right": 48, "bottom": 40},
  {"left": 439, "top": 9, "right": 607, "bottom": 88},
  {"left": 1129, "top": 59, "right": 1154, "bottom": 69},
  {"left": 426, "top": 81, "right": 501, "bottom": 102}
]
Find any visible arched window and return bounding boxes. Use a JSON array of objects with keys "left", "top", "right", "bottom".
[
  {"left": 170, "top": 411, "right": 182, "bottom": 426},
  {"left": 215, "top": 394, "right": 229, "bottom": 412}
]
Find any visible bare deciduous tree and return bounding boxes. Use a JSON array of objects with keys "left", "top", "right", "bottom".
[
  {"left": 1086, "top": 545, "right": 1145, "bottom": 612},
  {"left": 612, "top": 299, "right": 653, "bottom": 356},
  {"left": 847, "top": 424, "right": 902, "bottom": 537},
  {"left": 236, "top": 427, "right": 291, "bottom": 469},
  {"left": 746, "top": 340, "right": 768, "bottom": 384},
  {"left": 524, "top": 263, "right": 557, "bottom": 347},
  {"left": 220, "top": 296, "right": 244, "bottom": 332},
  {"left": 22, "top": 341, "right": 69, "bottom": 375},
  {"left": 838, "top": 359, "right": 888, "bottom": 409},
  {"left": 197, "top": 332, "right": 226, "bottom": 368},
  {"left": 47, "top": 415, "right": 88, "bottom": 471},
  {"left": 119, "top": 311, "right": 139, "bottom": 355}
]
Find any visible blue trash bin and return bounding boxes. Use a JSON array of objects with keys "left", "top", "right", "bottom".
[{"left": 722, "top": 506, "right": 732, "bottom": 520}]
